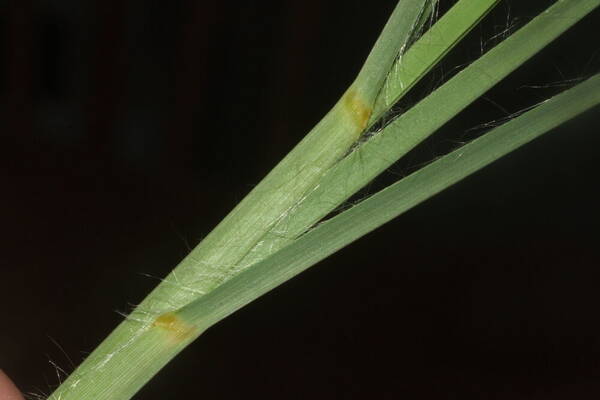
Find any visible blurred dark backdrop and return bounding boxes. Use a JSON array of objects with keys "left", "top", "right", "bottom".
[{"left": 1, "top": 1, "right": 600, "bottom": 399}]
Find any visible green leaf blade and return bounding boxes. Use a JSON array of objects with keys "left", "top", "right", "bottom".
[{"left": 179, "top": 73, "right": 600, "bottom": 330}]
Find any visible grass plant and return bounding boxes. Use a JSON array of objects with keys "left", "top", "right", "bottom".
[{"left": 47, "top": 1, "right": 600, "bottom": 399}]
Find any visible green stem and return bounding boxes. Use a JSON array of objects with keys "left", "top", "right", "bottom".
[
  {"left": 48, "top": 2, "right": 432, "bottom": 399},
  {"left": 46, "top": 1, "right": 599, "bottom": 399}
]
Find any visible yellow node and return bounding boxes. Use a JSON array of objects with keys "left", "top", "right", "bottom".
[
  {"left": 343, "top": 88, "right": 373, "bottom": 131},
  {"left": 152, "top": 312, "right": 197, "bottom": 344}
]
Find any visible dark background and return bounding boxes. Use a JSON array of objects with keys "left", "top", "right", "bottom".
[{"left": 2, "top": 1, "right": 600, "bottom": 399}]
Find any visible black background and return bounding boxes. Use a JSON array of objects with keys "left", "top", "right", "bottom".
[{"left": 2, "top": 1, "right": 600, "bottom": 399}]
